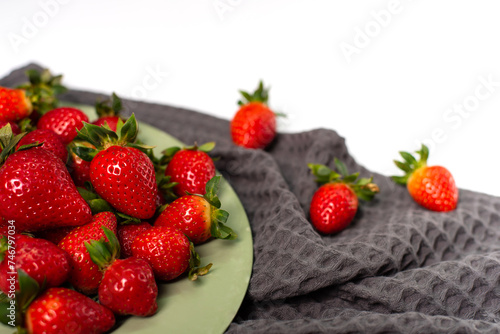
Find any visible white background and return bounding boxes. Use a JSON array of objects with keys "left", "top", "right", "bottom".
[{"left": 1, "top": 0, "right": 499, "bottom": 197}]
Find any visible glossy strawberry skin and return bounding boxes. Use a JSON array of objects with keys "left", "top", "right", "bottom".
[
  {"left": 58, "top": 212, "right": 117, "bottom": 295},
  {"left": 166, "top": 149, "right": 216, "bottom": 196},
  {"left": 92, "top": 116, "right": 121, "bottom": 132},
  {"left": 309, "top": 183, "right": 359, "bottom": 234},
  {"left": 26, "top": 287, "right": 115, "bottom": 334},
  {"left": 131, "top": 226, "right": 191, "bottom": 281},
  {"left": 117, "top": 222, "right": 152, "bottom": 258},
  {"left": 0, "top": 149, "right": 92, "bottom": 232},
  {"left": 16, "top": 129, "right": 68, "bottom": 162},
  {"left": 90, "top": 146, "right": 159, "bottom": 219},
  {"left": 0, "top": 121, "right": 20, "bottom": 135},
  {"left": 37, "top": 107, "right": 89, "bottom": 145},
  {"left": 230, "top": 102, "right": 276, "bottom": 149},
  {"left": 0, "top": 87, "right": 32, "bottom": 122},
  {"left": 407, "top": 165, "right": 458, "bottom": 212},
  {"left": 0, "top": 235, "right": 71, "bottom": 293},
  {"left": 99, "top": 257, "right": 158, "bottom": 316},
  {"left": 155, "top": 195, "right": 212, "bottom": 244}
]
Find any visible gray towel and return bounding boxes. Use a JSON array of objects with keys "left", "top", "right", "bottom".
[{"left": 2, "top": 64, "right": 500, "bottom": 334}]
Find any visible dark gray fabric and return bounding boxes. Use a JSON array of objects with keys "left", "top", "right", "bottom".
[{"left": 2, "top": 64, "right": 500, "bottom": 334}]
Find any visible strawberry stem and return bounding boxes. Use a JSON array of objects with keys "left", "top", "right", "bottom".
[
  {"left": 237, "top": 80, "right": 269, "bottom": 106},
  {"left": 308, "top": 159, "right": 380, "bottom": 201},
  {"left": 85, "top": 227, "right": 121, "bottom": 270},
  {"left": 392, "top": 144, "right": 429, "bottom": 185}
]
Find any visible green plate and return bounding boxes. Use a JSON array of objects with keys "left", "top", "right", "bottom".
[{"left": 1, "top": 104, "right": 253, "bottom": 334}]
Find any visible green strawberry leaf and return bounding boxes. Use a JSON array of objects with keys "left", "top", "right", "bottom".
[
  {"left": 334, "top": 158, "right": 349, "bottom": 177},
  {"left": 72, "top": 146, "right": 98, "bottom": 162},
  {"left": 85, "top": 227, "right": 120, "bottom": 270},
  {"left": 204, "top": 176, "right": 222, "bottom": 209},
  {"left": 116, "top": 212, "right": 141, "bottom": 225},
  {"left": 162, "top": 146, "right": 181, "bottom": 158},
  {"left": 88, "top": 199, "right": 115, "bottom": 215},
  {"left": 16, "top": 269, "right": 40, "bottom": 313},
  {"left": 197, "top": 142, "right": 215, "bottom": 153},
  {"left": 119, "top": 113, "right": 138, "bottom": 143},
  {"left": 187, "top": 241, "right": 212, "bottom": 281}
]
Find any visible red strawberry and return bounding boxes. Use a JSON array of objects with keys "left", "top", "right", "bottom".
[
  {"left": 117, "top": 222, "right": 152, "bottom": 258},
  {"left": 155, "top": 176, "right": 237, "bottom": 244},
  {"left": 15, "top": 128, "right": 68, "bottom": 162},
  {"left": 164, "top": 142, "right": 216, "bottom": 196},
  {"left": 0, "top": 132, "right": 92, "bottom": 232},
  {"left": 67, "top": 141, "right": 94, "bottom": 187},
  {"left": 308, "top": 160, "right": 379, "bottom": 234},
  {"left": 230, "top": 81, "right": 278, "bottom": 149},
  {"left": 74, "top": 114, "right": 160, "bottom": 219},
  {"left": 393, "top": 144, "right": 458, "bottom": 212},
  {"left": 0, "top": 69, "right": 65, "bottom": 123},
  {"left": 86, "top": 227, "right": 158, "bottom": 316},
  {"left": 91, "top": 92, "right": 124, "bottom": 132},
  {"left": 0, "top": 87, "right": 31, "bottom": 122},
  {"left": 0, "top": 234, "right": 71, "bottom": 293},
  {"left": 37, "top": 107, "right": 89, "bottom": 145},
  {"left": 0, "top": 121, "right": 20, "bottom": 135},
  {"left": 26, "top": 287, "right": 115, "bottom": 334},
  {"left": 131, "top": 226, "right": 211, "bottom": 281},
  {"left": 58, "top": 211, "right": 117, "bottom": 295}
]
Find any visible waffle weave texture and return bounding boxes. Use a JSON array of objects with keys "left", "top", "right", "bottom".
[{"left": 2, "top": 64, "right": 500, "bottom": 334}]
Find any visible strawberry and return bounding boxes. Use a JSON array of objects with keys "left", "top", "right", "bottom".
[
  {"left": 164, "top": 142, "right": 216, "bottom": 196},
  {"left": 155, "top": 176, "right": 237, "bottom": 244},
  {"left": 117, "top": 222, "right": 152, "bottom": 258},
  {"left": 230, "top": 81, "right": 279, "bottom": 149},
  {"left": 26, "top": 287, "right": 115, "bottom": 334},
  {"left": 0, "top": 127, "right": 92, "bottom": 232},
  {"left": 58, "top": 211, "right": 117, "bottom": 295},
  {"left": 0, "top": 69, "right": 65, "bottom": 123},
  {"left": 131, "top": 226, "right": 212, "bottom": 281},
  {"left": 86, "top": 227, "right": 158, "bottom": 316},
  {"left": 0, "top": 234, "right": 71, "bottom": 293},
  {"left": 73, "top": 114, "right": 160, "bottom": 219},
  {"left": 0, "top": 121, "right": 20, "bottom": 135},
  {"left": 91, "top": 92, "right": 124, "bottom": 132},
  {"left": 15, "top": 128, "right": 68, "bottom": 162},
  {"left": 67, "top": 141, "right": 94, "bottom": 187},
  {"left": 308, "top": 159, "right": 379, "bottom": 234},
  {"left": 37, "top": 107, "right": 89, "bottom": 145},
  {"left": 392, "top": 144, "right": 458, "bottom": 212}
]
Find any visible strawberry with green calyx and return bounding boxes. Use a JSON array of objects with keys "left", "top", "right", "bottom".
[
  {"left": 163, "top": 142, "right": 216, "bottom": 197},
  {"left": 392, "top": 144, "right": 458, "bottom": 212},
  {"left": 155, "top": 176, "right": 237, "bottom": 244},
  {"left": 0, "top": 68, "right": 66, "bottom": 123},
  {"left": 0, "top": 126, "right": 92, "bottom": 232},
  {"left": 132, "top": 226, "right": 212, "bottom": 281},
  {"left": 0, "top": 235, "right": 71, "bottom": 294},
  {"left": 308, "top": 159, "right": 380, "bottom": 234},
  {"left": 58, "top": 211, "right": 117, "bottom": 295},
  {"left": 230, "top": 80, "right": 281, "bottom": 149},
  {"left": 92, "top": 92, "right": 125, "bottom": 132},
  {"left": 85, "top": 227, "right": 158, "bottom": 316},
  {"left": 73, "top": 114, "right": 160, "bottom": 220},
  {"left": 26, "top": 287, "right": 115, "bottom": 334}
]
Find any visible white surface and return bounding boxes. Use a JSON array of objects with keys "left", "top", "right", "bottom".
[{"left": 1, "top": 0, "right": 499, "bottom": 197}]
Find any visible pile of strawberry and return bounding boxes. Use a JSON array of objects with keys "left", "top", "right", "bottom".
[
  {"left": 0, "top": 68, "right": 461, "bottom": 333},
  {"left": 0, "top": 70, "right": 237, "bottom": 333}
]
